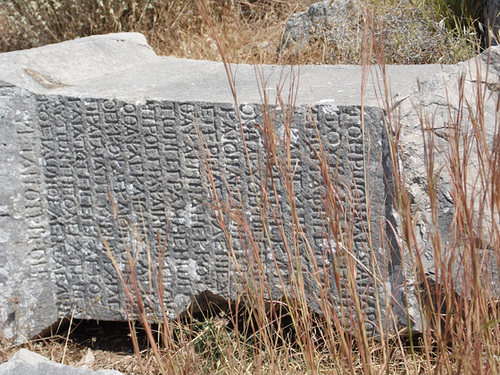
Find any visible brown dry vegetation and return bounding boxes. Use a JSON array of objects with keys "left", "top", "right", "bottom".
[
  {"left": 1, "top": 1, "right": 499, "bottom": 375},
  {"left": 0, "top": 0, "right": 481, "bottom": 64}
]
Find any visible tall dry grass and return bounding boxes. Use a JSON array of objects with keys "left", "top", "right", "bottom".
[
  {"left": 0, "top": 0, "right": 314, "bottom": 63},
  {"left": 99, "top": 3, "right": 500, "bottom": 375},
  {"left": 2, "top": 1, "right": 500, "bottom": 374}
]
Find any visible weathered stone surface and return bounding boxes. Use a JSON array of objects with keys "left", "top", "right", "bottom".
[
  {"left": 0, "top": 82, "right": 58, "bottom": 342},
  {"left": 392, "top": 46, "right": 500, "bottom": 330},
  {"left": 0, "top": 32, "right": 497, "bottom": 342},
  {"left": 0, "top": 349, "right": 123, "bottom": 375},
  {"left": 394, "top": 49, "right": 500, "bottom": 253},
  {"left": 0, "top": 33, "right": 439, "bottom": 106}
]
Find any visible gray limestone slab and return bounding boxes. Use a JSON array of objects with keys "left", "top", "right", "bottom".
[
  {"left": 0, "top": 33, "right": 443, "bottom": 106},
  {"left": 1, "top": 32, "right": 496, "bottom": 342}
]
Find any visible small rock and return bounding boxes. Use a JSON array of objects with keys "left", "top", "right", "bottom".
[
  {"left": 280, "top": 0, "right": 362, "bottom": 50},
  {"left": 0, "top": 349, "right": 123, "bottom": 375},
  {"left": 76, "top": 348, "right": 95, "bottom": 369}
]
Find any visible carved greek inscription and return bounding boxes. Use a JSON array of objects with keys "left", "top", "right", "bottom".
[
  {"left": 36, "top": 96, "right": 385, "bottom": 329},
  {"left": 12, "top": 94, "right": 50, "bottom": 284},
  {"left": 0, "top": 87, "right": 55, "bottom": 340}
]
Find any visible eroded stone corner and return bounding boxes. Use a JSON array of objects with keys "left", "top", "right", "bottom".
[{"left": 0, "top": 84, "right": 57, "bottom": 343}]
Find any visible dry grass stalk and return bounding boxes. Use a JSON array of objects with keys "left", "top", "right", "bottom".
[{"left": 2, "top": 1, "right": 500, "bottom": 374}]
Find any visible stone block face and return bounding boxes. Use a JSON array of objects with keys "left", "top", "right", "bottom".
[
  {"left": 32, "top": 95, "right": 389, "bottom": 330},
  {"left": 0, "top": 75, "right": 391, "bottom": 340}
]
